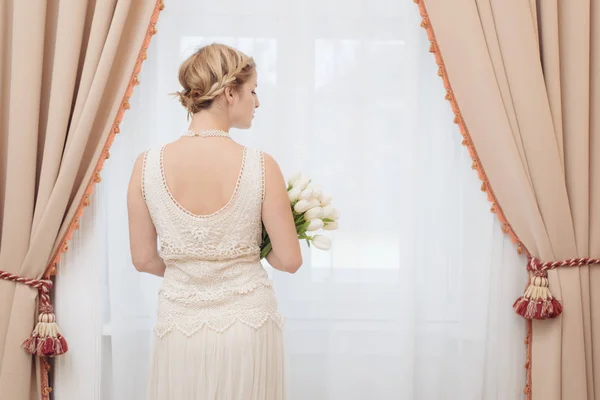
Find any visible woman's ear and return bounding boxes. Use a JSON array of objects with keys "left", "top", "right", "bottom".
[{"left": 225, "top": 86, "right": 235, "bottom": 104}]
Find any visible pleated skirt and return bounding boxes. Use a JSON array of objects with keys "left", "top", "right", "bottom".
[{"left": 148, "top": 319, "right": 286, "bottom": 400}]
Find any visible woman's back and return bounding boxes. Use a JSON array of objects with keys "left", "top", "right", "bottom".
[
  {"left": 161, "top": 137, "right": 247, "bottom": 217},
  {"left": 143, "top": 137, "right": 264, "bottom": 263}
]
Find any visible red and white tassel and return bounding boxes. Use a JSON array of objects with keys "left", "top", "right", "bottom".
[
  {"left": 513, "top": 257, "right": 600, "bottom": 320},
  {"left": 22, "top": 304, "right": 68, "bottom": 357},
  {"left": 513, "top": 273, "right": 562, "bottom": 320},
  {"left": 0, "top": 271, "right": 68, "bottom": 357}
]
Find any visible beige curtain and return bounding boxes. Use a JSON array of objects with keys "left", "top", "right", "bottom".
[
  {"left": 417, "top": 0, "right": 599, "bottom": 399},
  {"left": 0, "top": 1, "right": 161, "bottom": 399}
]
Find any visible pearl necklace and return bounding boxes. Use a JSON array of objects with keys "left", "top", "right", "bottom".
[{"left": 183, "top": 129, "right": 230, "bottom": 138}]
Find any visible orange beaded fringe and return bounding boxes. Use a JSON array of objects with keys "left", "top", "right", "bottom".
[
  {"left": 43, "top": 1, "right": 164, "bottom": 279},
  {"left": 37, "top": 1, "right": 165, "bottom": 399},
  {"left": 412, "top": 0, "right": 532, "bottom": 398}
]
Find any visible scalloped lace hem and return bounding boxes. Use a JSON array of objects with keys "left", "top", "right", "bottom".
[{"left": 154, "top": 313, "right": 285, "bottom": 337}]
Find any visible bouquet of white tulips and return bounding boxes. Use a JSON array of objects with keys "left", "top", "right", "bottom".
[{"left": 260, "top": 172, "right": 340, "bottom": 259}]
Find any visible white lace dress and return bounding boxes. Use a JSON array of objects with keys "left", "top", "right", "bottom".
[{"left": 142, "top": 145, "right": 285, "bottom": 400}]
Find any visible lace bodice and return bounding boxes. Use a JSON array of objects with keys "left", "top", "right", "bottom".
[{"left": 142, "top": 145, "right": 282, "bottom": 337}]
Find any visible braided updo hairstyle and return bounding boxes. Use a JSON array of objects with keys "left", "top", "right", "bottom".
[{"left": 175, "top": 43, "right": 255, "bottom": 117}]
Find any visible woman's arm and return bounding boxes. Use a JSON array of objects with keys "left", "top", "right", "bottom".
[
  {"left": 127, "top": 153, "right": 166, "bottom": 277},
  {"left": 262, "top": 153, "right": 303, "bottom": 273}
]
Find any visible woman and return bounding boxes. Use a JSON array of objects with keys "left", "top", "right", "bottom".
[{"left": 127, "top": 43, "right": 302, "bottom": 400}]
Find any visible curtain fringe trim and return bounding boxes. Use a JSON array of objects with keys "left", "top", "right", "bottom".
[
  {"left": 43, "top": 0, "right": 164, "bottom": 279},
  {"left": 412, "top": 0, "right": 531, "bottom": 398}
]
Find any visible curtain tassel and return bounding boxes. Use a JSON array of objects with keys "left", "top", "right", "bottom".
[
  {"left": 22, "top": 305, "right": 68, "bottom": 357},
  {"left": 512, "top": 270, "right": 562, "bottom": 320},
  {"left": 0, "top": 271, "right": 68, "bottom": 356},
  {"left": 513, "top": 257, "right": 600, "bottom": 320}
]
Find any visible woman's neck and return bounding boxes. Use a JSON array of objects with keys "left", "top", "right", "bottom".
[{"left": 188, "top": 108, "right": 230, "bottom": 132}]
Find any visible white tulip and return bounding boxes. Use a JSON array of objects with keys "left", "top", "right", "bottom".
[
  {"left": 288, "top": 187, "right": 302, "bottom": 202},
  {"left": 287, "top": 172, "right": 302, "bottom": 187},
  {"left": 307, "top": 219, "right": 324, "bottom": 231},
  {"left": 304, "top": 207, "right": 323, "bottom": 220},
  {"left": 293, "top": 177, "right": 311, "bottom": 190},
  {"left": 319, "top": 194, "right": 332, "bottom": 206},
  {"left": 309, "top": 184, "right": 323, "bottom": 199},
  {"left": 323, "top": 221, "right": 338, "bottom": 231},
  {"left": 306, "top": 199, "right": 321, "bottom": 210},
  {"left": 300, "top": 187, "right": 315, "bottom": 201},
  {"left": 294, "top": 200, "right": 311, "bottom": 213},
  {"left": 322, "top": 205, "right": 335, "bottom": 218},
  {"left": 322, "top": 206, "right": 340, "bottom": 221},
  {"left": 330, "top": 209, "right": 340, "bottom": 221},
  {"left": 312, "top": 235, "right": 332, "bottom": 250}
]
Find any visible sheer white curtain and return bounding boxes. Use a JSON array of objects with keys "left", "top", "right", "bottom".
[{"left": 54, "top": 0, "right": 528, "bottom": 399}]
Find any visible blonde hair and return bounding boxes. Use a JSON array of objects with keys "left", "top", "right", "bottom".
[{"left": 175, "top": 43, "right": 255, "bottom": 116}]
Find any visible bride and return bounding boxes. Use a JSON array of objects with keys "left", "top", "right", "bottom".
[{"left": 126, "top": 43, "right": 302, "bottom": 400}]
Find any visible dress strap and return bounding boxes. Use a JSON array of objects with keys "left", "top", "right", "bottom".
[
  {"left": 141, "top": 150, "right": 150, "bottom": 201},
  {"left": 260, "top": 151, "right": 266, "bottom": 202}
]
